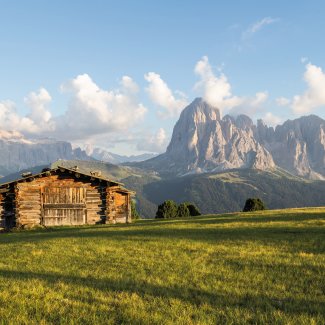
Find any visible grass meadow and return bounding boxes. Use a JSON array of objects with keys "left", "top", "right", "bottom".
[{"left": 0, "top": 208, "right": 324, "bottom": 324}]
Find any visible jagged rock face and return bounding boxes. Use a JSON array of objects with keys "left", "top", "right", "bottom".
[
  {"left": 258, "top": 115, "right": 325, "bottom": 179},
  {"left": 144, "top": 98, "right": 275, "bottom": 176},
  {"left": 0, "top": 138, "right": 90, "bottom": 176}
]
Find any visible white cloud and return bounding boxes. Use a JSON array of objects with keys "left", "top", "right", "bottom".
[
  {"left": 242, "top": 17, "right": 278, "bottom": 39},
  {"left": 263, "top": 112, "right": 282, "bottom": 127},
  {"left": 120, "top": 76, "right": 139, "bottom": 93},
  {"left": 137, "top": 128, "right": 168, "bottom": 153},
  {"left": 144, "top": 72, "right": 188, "bottom": 118},
  {"left": 0, "top": 74, "right": 147, "bottom": 148},
  {"left": 250, "top": 92, "right": 268, "bottom": 107},
  {"left": 57, "top": 74, "right": 147, "bottom": 140},
  {"left": 290, "top": 63, "right": 325, "bottom": 115},
  {"left": 0, "top": 100, "right": 41, "bottom": 134},
  {"left": 301, "top": 57, "right": 308, "bottom": 64},
  {"left": 276, "top": 97, "right": 290, "bottom": 106},
  {"left": 194, "top": 56, "right": 267, "bottom": 116},
  {"left": 24, "top": 88, "right": 55, "bottom": 132},
  {"left": 0, "top": 88, "right": 55, "bottom": 135},
  {"left": 194, "top": 56, "right": 243, "bottom": 113}
]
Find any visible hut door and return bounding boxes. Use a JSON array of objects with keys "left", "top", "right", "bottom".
[{"left": 42, "top": 187, "right": 87, "bottom": 226}]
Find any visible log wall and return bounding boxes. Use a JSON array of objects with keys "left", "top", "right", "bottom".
[
  {"left": 12, "top": 172, "right": 131, "bottom": 228},
  {"left": 0, "top": 193, "right": 4, "bottom": 228},
  {"left": 106, "top": 187, "right": 131, "bottom": 223}
]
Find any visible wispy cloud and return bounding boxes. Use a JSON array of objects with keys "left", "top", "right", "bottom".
[{"left": 242, "top": 17, "right": 279, "bottom": 40}]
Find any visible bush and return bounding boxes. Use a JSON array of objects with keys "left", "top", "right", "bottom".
[
  {"left": 155, "top": 200, "right": 178, "bottom": 219},
  {"left": 185, "top": 202, "right": 201, "bottom": 216},
  {"left": 243, "top": 198, "right": 266, "bottom": 212},
  {"left": 131, "top": 200, "right": 141, "bottom": 220},
  {"left": 176, "top": 203, "right": 190, "bottom": 218}
]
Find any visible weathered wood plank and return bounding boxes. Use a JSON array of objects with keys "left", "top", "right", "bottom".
[{"left": 43, "top": 203, "right": 86, "bottom": 209}]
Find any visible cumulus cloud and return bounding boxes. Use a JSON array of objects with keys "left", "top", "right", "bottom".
[
  {"left": 144, "top": 72, "right": 188, "bottom": 118},
  {"left": 0, "top": 100, "right": 42, "bottom": 134},
  {"left": 57, "top": 74, "right": 147, "bottom": 140},
  {"left": 242, "top": 17, "right": 278, "bottom": 39},
  {"left": 290, "top": 63, "right": 325, "bottom": 114},
  {"left": 0, "top": 92, "right": 53, "bottom": 135},
  {"left": 263, "top": 112, "right": 282, "bottom": 127},
  {"left": 194, "top": 56, "right": 242, "bottom": 112},
  {"left": 0, "top": 74, "right": 147, "bottom": 150},
  {"left": 276, "top": 97, "right": 290, "bottom": 107},
  {"left": 136, "top": 128, "right": 168, "bottom": 153},
  {"left": 24, "top": 88, "right": 55, "bottom": 132},
  {"left": 194, "top": 56, "right": 267, "bottom": 116}
]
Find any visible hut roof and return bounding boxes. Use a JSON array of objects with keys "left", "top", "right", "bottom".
[{"left": 0, "top": 166, "right": 133, "bottom": 194}]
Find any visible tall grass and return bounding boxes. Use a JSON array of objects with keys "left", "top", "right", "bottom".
[{"left": 0, "top": 207, "right": 324, "bottom": 324}]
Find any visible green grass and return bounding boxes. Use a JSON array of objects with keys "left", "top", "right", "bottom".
[{"left": 0, "top": 208, "right": 324, "bottom": 324}]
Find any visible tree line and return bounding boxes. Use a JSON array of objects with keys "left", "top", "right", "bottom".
[{"left": 132, "top": 197, "right": 266, "bottom": 220}]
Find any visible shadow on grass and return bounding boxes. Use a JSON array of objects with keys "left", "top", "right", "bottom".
[
  {"left": 0, "top": 211, "right": 324, "bottom": 249},
  {"left": 0, "top": 268, "right": 324, "bottom": 318}
]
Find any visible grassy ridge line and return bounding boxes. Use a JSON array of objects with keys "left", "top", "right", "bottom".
[{"left": 0, "top": 208, "right": 324, "bottom": 324}]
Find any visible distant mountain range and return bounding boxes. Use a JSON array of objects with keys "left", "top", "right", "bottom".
[
  {"left": 89, "top": 147, "right": 157, "bottom": 164},
  {"left": 0, "top": 132, "right": 156, "bottom": 176},
  {"left": 0, "top": 132, "right": 90, "bottom": 176}
]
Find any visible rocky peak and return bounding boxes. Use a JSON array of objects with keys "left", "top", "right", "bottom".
[
  {"left": 151, "top": 98, "right": 275, "bottom": 176},
  {"left": 235, "top": 114, "right": 254, "bottom": 130}
]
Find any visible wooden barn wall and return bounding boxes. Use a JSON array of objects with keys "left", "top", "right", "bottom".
[
  {"left": 86, "top": 183, "right": 106, "bottom": 224},
  {"left": 15, "top": 174, "right": 107, "bottom": 227},
  {"left": 106, "top": 186, "right": 130, "bottom": 223},
  {"left": 15, "top": 181, "right": 42, "bottom": 227},
  {"left": 0, "top": 193, "right": 4, "bottom": 228}
]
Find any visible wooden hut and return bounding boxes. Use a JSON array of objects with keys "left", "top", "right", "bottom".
[{"left": 0, "top": 166, "right": 133, "bottom": 229}]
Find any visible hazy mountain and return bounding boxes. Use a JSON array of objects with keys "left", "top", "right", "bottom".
[
  {"left": 89, "top": 147, "right": 157, "bottom": 164},
  {"left": 0, "top": 132, "right": 91, "bottom": 176},
  {"left": 135, "top": 98, "right": 325, "bottom": 179}
]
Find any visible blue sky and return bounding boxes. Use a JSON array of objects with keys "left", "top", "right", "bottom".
[{"left": 0, "top": 0, "right": 325, "bottom": 154}]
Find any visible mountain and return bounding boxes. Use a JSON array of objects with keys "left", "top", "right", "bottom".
[
  {"left": 256, "top": 115, "right": 325, "bottom": 179},
  {"left": 0, "top": 132, "right": 91, "bottom": 176},
  {"left": 135, "top": 98, "right": 325, "bottom": 179},
  {"left": 89, "top": 147, "right": 157, "bottom": 164}
]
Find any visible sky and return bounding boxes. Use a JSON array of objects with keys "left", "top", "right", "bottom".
[{"left": 1, "top": 0, "right": 325, "bottom": 155}]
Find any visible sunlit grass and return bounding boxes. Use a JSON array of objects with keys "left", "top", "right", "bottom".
[{"left": 0, "top": 207, "right": 324, "bottom": 324}]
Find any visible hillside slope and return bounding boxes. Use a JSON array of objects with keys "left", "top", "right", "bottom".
[
  {"left": 3, "top": 159, "right": 325, "bottom": 218},
  {"left": 141, "top": 169, "right": 325, "bottom": 215},
  {"left": 49, "top": 161, "right": 325, "bottom": 217}
]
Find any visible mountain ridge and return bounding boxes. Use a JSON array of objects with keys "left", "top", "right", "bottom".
[{"left": 133, "top": 98, "right": 325, "bottom": 179}]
